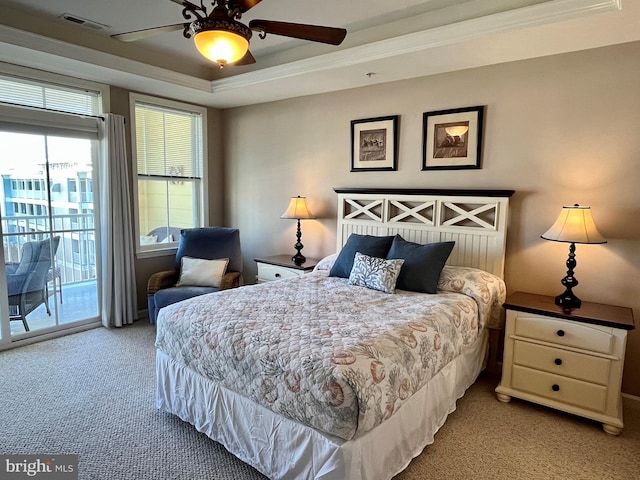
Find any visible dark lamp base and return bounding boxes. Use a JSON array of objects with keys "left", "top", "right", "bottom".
[
  {"left": 555, "top": 241, "right": 581, "bottom": 310},
  {"left": 555, "top": 291, "right": 581, "bottom": 309},
  {"left": 292, "top": 253, "right": 306, "bottom": 266},
  {"left": 291, "top": 218, "right": 306, "bottom": 266}
]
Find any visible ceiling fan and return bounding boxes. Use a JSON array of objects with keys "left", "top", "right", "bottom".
[{"left": 111, "top": 0, "right": 347, "bottom": 68}]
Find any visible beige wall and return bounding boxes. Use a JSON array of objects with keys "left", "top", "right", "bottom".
[{"left": 222, "top": 41, "right": 640, "bottom": 396}]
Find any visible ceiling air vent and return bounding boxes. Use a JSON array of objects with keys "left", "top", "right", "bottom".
[{"left": 59, "top": 13, "right": 110, "bottom": 31}]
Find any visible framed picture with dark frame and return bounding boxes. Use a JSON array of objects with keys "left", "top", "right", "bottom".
[
  {"left": 422, "top": 106, "right": 484, "bottom": 170},
  {"left": 351, "top": 115, "right": 399, "bottom": 172}
]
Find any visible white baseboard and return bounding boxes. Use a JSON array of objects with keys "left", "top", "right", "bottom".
[{"left": 622, "top": 392, "right": 640, "bottom": 408}]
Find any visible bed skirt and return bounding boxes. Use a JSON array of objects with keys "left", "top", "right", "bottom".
[{"left": 156, "top": 329, "right": 489, "bottom": 480}]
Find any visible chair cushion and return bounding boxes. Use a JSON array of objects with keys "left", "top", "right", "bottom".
[
  {"left": 154, "top": 286, "right": 220, "bottom": 310},
  {"left": 175, "top": 227, "right": 242, "bottom": 273},
  {"left": 14, "top": 241, "right": 40, "bottom": 276}
]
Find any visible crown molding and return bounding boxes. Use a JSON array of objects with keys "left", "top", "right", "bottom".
[{"left": 0, "top": 25, "right": 212, "bottom": 93}]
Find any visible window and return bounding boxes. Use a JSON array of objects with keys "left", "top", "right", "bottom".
[
  {"left": 130, "top": 94, "right": 207, "bottom": 255},
  {"left": 79, "top": 178, "right": 92, "bottom": 202}
]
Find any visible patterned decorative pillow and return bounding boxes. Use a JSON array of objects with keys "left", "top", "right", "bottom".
[{"left": 348, "top": 252, "right": 404, "bottom": 294}]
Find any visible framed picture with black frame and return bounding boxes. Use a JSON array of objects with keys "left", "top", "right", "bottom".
[
  {"left": 351, "top": 115, "right": 399, "bottom": 172},
  {"left": 422, "top": 106, "right": 484, "bottom": 170}
]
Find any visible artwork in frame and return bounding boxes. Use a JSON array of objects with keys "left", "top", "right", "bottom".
[
  {"left": 422, "top": 106, "right": 484, "bottom": 170},
  {"left": 351, "top": 115, "right": 399, "bottom": 172}
]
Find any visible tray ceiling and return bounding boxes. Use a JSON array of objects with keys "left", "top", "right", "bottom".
[{"left": 0, "top": 0, "right": 636, "bottom": 108}]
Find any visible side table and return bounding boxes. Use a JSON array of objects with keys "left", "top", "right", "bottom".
[
  {"left": 254, "top": 255, "right": 319, "bottom": 283},
  {"left": 495, "top": 291, "right": 634, "bottom": 435}
]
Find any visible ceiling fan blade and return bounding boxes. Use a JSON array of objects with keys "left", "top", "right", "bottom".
[
  {"left": 229, "top": 0, "right": 263, "bottom": 14},
  {"left": 232, "top": 50, "right": 256, "bottom": 66},
  {"left": 111, "top": 23, "right": 188, "bottom": 42},
  {"left": 249, "top": 20, "right": 346, "bottom": 45}
]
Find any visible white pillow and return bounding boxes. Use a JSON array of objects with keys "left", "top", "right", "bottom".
[
  {"left": 313, "top": 253, "right": 338, "bottom": 272},
  {"left": 176, "top": 257, "right": 229, "bottom": 288}
]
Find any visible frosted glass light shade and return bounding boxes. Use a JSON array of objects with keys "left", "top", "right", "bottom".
[
  {"left": 281, "top": 196, "right": 314, "bottom": 220},
  {"left": 193, "top": 30, "right": 249, "bottom": 65},
  {"left": 541, "top": 205, "right": 606, "bottom": 244}
]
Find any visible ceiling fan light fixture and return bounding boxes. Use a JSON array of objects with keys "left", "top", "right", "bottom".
[{"left": 191, "top": 19, "right": 251, "bottom": 66}]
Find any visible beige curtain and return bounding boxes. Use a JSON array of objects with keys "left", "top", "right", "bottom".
[{"left": 99, "top": 114, "right": 137, "bottom": 327}]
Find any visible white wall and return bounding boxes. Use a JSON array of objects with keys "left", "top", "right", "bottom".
[{"left": 223, "top": 41, "right": 640, "bottom": 396}]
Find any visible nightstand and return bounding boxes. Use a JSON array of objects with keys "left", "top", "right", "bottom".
[
  {"left": 495, "top": 291, "right": 634, "bottom": 435},
  {"left": 254, "top": 255, "right": 319, "bottom": 283}
]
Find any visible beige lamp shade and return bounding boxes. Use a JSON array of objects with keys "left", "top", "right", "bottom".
[
  {"left": 541, "top": 205, "right": 606, "bottom": 244},
  {"left": 281, "top": 196, "right": 315, "bottom": 220}
]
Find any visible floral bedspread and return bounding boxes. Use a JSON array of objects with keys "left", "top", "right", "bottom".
[{"left": 155, "top": 268, "right": 505, "bottom": 441}]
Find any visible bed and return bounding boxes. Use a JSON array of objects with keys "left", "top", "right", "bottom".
[{"left": 155, "top": 188, "right": 514, "bottom": 479}]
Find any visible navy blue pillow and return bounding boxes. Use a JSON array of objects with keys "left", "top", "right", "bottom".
[
  {"left": 386, "top": 235, "right": 455, "bottom": 294},
  {"left": 329, "top": 234, "right": 395, "bottom": 278}
]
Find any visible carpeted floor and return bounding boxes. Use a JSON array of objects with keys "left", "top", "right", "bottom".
[{"left": 1, "top": 321, "right": 638, "bottom": 479}]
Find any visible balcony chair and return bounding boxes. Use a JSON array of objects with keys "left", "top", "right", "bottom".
[
  {"left": 147, "top": 227, "right": 242, "bottom": 324},
  {"left": 7, "top": 236, "right": 61, "bottom": 332},
  {"left": 145, "top": 226, "right": 182, "bottom": 244}
]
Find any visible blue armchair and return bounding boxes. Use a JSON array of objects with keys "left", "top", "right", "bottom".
[
  {"left": 7, "top": 236, "right": 60, "bottom": 332},
  {"left": 147, "top": 227, "right": 242, "bottom": 324}
]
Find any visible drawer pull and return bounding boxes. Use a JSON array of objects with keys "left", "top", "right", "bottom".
[
  {"left": 554, "top": 358, "right": 563, "bottom": 366},
  {"left": 551, "top": 384, "right": 560, "bottom": 392},
  {"left": 556, "top": 329, "right": 565, "bottom": 337}
]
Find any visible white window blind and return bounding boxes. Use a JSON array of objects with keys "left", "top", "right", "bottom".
[
  {"left": 135, "top": 102, "right": 203, "bottom": 179},
  {"left": 0, "top": 73, "right": 101, "bottom": 116},
  {"left": 0, "top": 72, "right": 102, "bottom": 138}
]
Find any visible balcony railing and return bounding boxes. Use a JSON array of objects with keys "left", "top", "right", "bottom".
[{"left": 2, "top": 213, "right": 96, "bottom": 286}]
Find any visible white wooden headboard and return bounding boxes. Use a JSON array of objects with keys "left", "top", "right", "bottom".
[{"left": 335, "top": 188, "right": 514, "bottom": 279}]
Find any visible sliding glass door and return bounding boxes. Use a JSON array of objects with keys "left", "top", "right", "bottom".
[{"left": 0, "top": 131, "right": 99, "bottom": 339}]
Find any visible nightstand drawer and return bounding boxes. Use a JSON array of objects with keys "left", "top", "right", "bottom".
[
  {"left": 257, "top": 264, "right": 303, "bottom": 282},
  {"left": 513, "top": 340, "right": 611, "bottom": 385},
  {"left": 514, "top": 314, "right": 613, "bottom": 354},
  {"left": 511, "top": 365, "right": 607, "bottom": 412}
]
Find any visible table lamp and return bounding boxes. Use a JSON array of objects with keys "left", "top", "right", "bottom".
[
  {"left": 281, "top": 196, "right": 315, "bottom": 265},
  {"left": 541, "top": 204, "right": 607, "bottom": 309}
]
